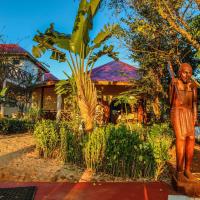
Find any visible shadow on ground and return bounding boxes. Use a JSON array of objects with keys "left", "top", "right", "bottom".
[{"left": 0, "top": 145, "right": 36, "bottom": 165}]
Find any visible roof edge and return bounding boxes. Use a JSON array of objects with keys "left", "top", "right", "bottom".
[{"left": 0, "top": 44, "right": 49, "bottom": 73}]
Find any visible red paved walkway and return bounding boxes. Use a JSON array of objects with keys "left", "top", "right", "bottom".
[{"left": 0, "top": 182, "right": 178, "bottom": 200}]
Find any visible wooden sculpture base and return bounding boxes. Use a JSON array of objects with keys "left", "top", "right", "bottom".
[{"left": 172, "top": 175, "right": 200, "bottom": 197}]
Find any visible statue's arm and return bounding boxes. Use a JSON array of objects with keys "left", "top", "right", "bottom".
[
  {"left": 193, "top": 84, "right": 198, "bottom": 125},
  {"left": 169, "top": 80, "right": 176, "bottom": 106}
]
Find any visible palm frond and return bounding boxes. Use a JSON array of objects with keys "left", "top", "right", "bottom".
[
  {"left": 88, "top": 45, "right": 119, "bottom": 66},
  {"left": 92, "top": 24, "right": 118, "bottom": 48}
]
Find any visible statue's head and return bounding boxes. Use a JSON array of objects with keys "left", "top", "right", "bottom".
[{"left": 178, "top": 63, "right": 192, "bottom": 83}]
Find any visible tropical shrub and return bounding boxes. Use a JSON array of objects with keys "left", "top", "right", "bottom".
[
  {"left": 103, "top": 124, "right": 156, "bottom": 178},
  {"left": 103, "top": 124, "right": 142, "bottom": 177},
  {"left": 34, "top": 120, "right": 59, "bottom": 158},
  {"left": 24, "top": 107, "right": 42, "bottom": 122},
  {"left": 0, "top": 118, "right": 34, "bottom": 134},
  {"left": 82, "top": 123, "right": 173, "bottom": 180},
  {"left": 147, "top": 123, "right": 174, "bottom": 180},
  {"left": 33, "top": 120, "right": 173, "bottom": 180},
  {"left": 84, "top": 127, "right": 106, "bottom": 170},
  {"left": 60, "top": 122, "right": 85, "bottom": 165}
]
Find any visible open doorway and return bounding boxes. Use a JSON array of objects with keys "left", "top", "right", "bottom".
[{"left": 110, "top": 99, "right": 132, "bottom": 124}]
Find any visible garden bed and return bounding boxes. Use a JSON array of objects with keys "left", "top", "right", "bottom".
[
  {"left": 0, "top": 133, "right": 140, "bottom": 182},
  {"left": 0, "top": 132, "right": 199, "bottom": 183}
]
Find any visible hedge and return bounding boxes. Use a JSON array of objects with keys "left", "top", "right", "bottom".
[{"left": 0, "top": 118, "right": 34, "bottom": 134}]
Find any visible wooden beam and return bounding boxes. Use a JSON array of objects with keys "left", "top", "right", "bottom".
[
  {"left": 93, "top": 81, "right": 133, "bottom": 86},
  {"left": 40, "top": 87, "right": 44, "bottom": 110}
]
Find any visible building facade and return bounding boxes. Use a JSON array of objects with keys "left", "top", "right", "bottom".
[
  {"left": 32, "top": 60, "right": 144, "bottom": 123},
  {"left": 0, "top": 44, "right": 49, "bottom": 117},
  {"left": 1, "top": 45, "right": 199, "bottom": 123}
]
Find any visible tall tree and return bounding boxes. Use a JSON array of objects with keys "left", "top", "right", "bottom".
[
  {"left": 33, "top": 0, "right": 118, "bottom": 132},
  {"left": 106, "top": 0, "right": 200, "bottom": 52},
  {"left": 104, "top": 0, "right": 199, "bottom": 119}
]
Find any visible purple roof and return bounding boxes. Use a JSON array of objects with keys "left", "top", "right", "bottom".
[
  {"left": 44, "top": 73, "right": 59, "bottom": 82},
  {"left": 0, "top": 44, "right": 49, "bottom": 72},
  {"left": 0, "top": 44, "right": 26, "bottom": 54},
  {"left": 91, "top": 61, "right": 139, "bottom": 82}
]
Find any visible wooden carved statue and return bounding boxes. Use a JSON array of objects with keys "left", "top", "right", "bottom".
[{"left": 169, "top": 63, "right": 198, "bottom": 183}]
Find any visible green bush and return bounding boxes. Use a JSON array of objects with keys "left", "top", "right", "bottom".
[
  {"left": 147, "top": 123, "right": 173, "bottom": 180},
  {"left": 84, "top": 127, "right": 106, "bottom": 170},
  {"left": 103, "top": 124, "right": 152, "bottom": 178},
  {"left": 33, "top": 120, "right": 173, "bottom": 180},
  {"left": 34, "top": 120, "right": 59, "bottom": 158},
  {"left": 60, "top": 122, "right": 85, "bottom": 164},
  {"left": 0, "top": 118, "right": 34, "bottom": 134},
  {"left": 24, "top": 107, "right": 42, "bottom": 122},
  {"left": 81, "top": 123, "right": 173, "bottom": 180}
]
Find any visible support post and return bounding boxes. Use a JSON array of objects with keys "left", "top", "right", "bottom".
[
  {"left": 56, "top": 94, "right": 62, "bottom": 120},
  {"left": 0, "top": 80, "right": 7, "bottom": 118},
  {"left": 40, "top": 87, "right": 44, "bottom": 110}
]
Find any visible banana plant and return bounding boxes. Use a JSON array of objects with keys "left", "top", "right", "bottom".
[{"left": 32, "top": 0, "right": 118, "bottom": 132}]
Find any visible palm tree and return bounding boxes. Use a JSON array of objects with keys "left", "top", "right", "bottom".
[{"left": 32, "top": 0, "right": 118, "bottom": 132}]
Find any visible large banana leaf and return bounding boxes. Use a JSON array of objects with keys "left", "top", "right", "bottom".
[
  {"left": 72, "top": 0, "right": 88, "bottom": 33},
  {"left": 71, "top": 0, "right": 101, "bottom": 55},
  {"left": 33, "top": 24, "right": 71, "bottom": 62},
  {"left": 89, "top": 0, "right": 101, "bottom": 16},
  {"left": 92, "top": 24, "right": 118, "bottom": 48},
  {"left": 71, "top": 0, "right": 89, "bottom": 54}
]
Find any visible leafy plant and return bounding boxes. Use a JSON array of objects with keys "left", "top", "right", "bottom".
[
  {"left": 32, "top": 0, "right": 118, "bottom": 132},
  {"left": 60, "top": 122, "right": 85, "bottom": 164},
  {"left": 84, "top": 127, "right": 106, "bottom": 170},
  {"left": 24, "top": 107, "right": 42, "bottom": 122},
  {"left": 0, "top": 118, "right": 34, "bottom": 134},
  {"left": 103, "top": 124, "right": 145, "bottom": 178},
  {"left": 34, "top": 120, "right": 59, "bottom": 158},
  {"left": 147, "top": 123, "right": 174, "bottom": 180}
]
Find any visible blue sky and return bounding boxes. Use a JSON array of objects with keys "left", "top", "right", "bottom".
[{"left": 0, "top": 0, "right": 137, "bottom": 79}]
